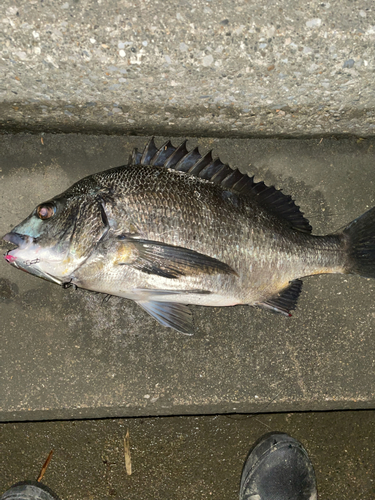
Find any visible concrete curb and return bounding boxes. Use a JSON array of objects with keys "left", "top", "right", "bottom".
[{"left": 1, "top": 0, "right": 375, "bottom": 137}]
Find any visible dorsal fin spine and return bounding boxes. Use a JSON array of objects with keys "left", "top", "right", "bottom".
[
  {"left": 164, "top": 140, "right": 189, "bottom": 169},
  {"left": 188, "top": 151, "right": 213, "bottom": 176},
  {"left": 141, "top": 137, "right": 158, "bottom": 165}
]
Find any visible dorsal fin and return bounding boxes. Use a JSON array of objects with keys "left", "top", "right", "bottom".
[
  {"left": 141, "top": 137, "right": 158, "bottom": 165},
  {"left": 150, "top": 140, "right": 176, "bottom": 166},
  {"left": 130, "top": 139, "right": 312, "bottom": 233},
  {"left": 129, "top": 148, "right": 142, "bottom": 165},
  {"left": 164, "top": 140, "right": 189, "bottom": 169}
]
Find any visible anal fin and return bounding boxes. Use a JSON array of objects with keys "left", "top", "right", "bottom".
[
  {"left": 137, "top": 301, "right": 194, "bottom": 335},
  {"left": 257, "top": 279, "right": 303, "bottom": 316}
]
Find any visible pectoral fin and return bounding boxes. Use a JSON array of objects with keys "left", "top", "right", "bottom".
[
  {"left": 137, "top": 300, "right": 194, "bottom": 334},
  {"left": 116, "top": 237, "right": 237, "bottom": 279}
]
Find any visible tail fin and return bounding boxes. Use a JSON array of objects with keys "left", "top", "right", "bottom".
[{"left": 344, "top": 206, "right": 375, "bottom": 278}]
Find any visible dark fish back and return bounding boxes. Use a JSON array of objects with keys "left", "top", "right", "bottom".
[{"left": 128, "top": 138, "right": 312, "bottom": 233}]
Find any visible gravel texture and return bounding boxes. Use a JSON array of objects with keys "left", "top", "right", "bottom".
[{"left": 1, "top": 0, "right": 375, "bottom": 136}]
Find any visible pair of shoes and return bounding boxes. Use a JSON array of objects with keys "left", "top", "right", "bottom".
[
  {"left": 0, "top": 481, "right": 60, "bottom": 500},
  {"left": 239, "top": 433, "right": 318, "bottom": 500}
]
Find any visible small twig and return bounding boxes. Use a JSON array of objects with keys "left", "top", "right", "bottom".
[
  {"left": 124, "top": 429, "right": 132, "bottom": 475},
  {"left": 37, "top": 449, "right": 54, "bottom": 482},
  {"left": 254, "top": 417, "right": 272, "bottom": 430},
  {"left": 318, "top": 138, "right": 323, "bottom": 144}
]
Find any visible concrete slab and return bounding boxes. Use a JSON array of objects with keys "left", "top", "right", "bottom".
[
  {"left": 0, "top": 411, "right": 374, "bottom": 499},
  {"left": 1, "top": 134, "right": 375, "bottom": 421},
  {"left": 1, "top": 0, "right": 375, "bottom": 137}
]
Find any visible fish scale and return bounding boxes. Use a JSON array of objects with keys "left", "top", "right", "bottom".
[{"left": 3, "top": 138, "right": 375, "bottom": 333}]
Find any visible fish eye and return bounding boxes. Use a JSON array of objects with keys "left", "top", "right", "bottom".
[{"left": 36, "top": 203, "right": 55, "bottom": 220}]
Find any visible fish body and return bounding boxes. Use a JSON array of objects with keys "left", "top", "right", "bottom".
[{"left": 3, "top": 139, "right": 375, "bottom": 333}]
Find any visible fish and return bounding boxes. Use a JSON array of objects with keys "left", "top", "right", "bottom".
[{"left": 3, "top": 138, "right": 375, "bottom": 334}]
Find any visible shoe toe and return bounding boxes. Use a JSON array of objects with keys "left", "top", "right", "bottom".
[
  {"left": 0, "top": 481, "right": 60, "bottom": 500},
  {"left": 239, "top": 433, "right": 317, "bottom": 500}
]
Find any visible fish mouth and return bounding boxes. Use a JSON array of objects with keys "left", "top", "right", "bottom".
[
  {"left": 2, "top": 232, "right": 63, "bottom": 285},
  {"left": 3, "top": 232, "right": 31, "bottom": 249},
  {"left": 3, "top": 232, "right": 34, "bottom": 264}
]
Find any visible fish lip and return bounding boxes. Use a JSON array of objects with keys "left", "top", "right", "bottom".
[
  {"left": 3, "top": 233, "right": 63, "bottom": 285},
  {"left": 3, "top": 232, "right": 35, "bottom": 264},
  {"left": 3, "top": 232, "right": 32, "bottom": 249}
]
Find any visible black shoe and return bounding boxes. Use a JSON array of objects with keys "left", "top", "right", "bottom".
[
  {"left": 239, "top": 432, "right": 317, "bottom": 500},
  {"left": 0, "top": 481, "right": 61, "bottom": 500}
]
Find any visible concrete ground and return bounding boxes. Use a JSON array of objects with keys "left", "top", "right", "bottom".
[
  {"left": 1, "top": 0, "right": 375, "bottom": 137},
  {"left": 0, "top": 410, "right": 374, "bottom": 500},
  {"left": 1, "top": 134, "right": 375, "bottom": 421}
]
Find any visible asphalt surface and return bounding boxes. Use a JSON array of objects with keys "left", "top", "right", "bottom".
[
  {"left": 1, "top": 133, "right": 375, "bottom": 420},
  {"left": 0, "top": 410, "right": 374, "bottom": 500}
]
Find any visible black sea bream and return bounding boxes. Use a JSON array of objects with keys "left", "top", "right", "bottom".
[{"left": 3, "top": 139, "right": 375, "bottom": 333}]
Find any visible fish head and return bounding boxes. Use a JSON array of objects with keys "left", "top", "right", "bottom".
[{"left": 3, "top": 180, "right": 110, "bottom": 285}]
